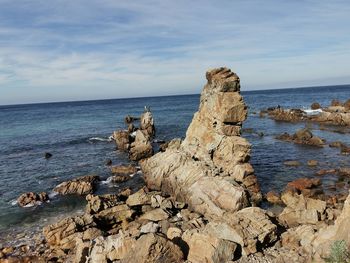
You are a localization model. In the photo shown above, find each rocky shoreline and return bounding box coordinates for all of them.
[1,68,350,262]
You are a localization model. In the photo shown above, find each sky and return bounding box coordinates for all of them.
[0,0,350,105]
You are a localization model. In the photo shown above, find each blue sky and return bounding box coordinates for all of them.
[0,0,350,105]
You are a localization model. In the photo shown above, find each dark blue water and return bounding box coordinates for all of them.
[1,85,350,241]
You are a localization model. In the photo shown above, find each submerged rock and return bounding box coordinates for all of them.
[276,128,325,147]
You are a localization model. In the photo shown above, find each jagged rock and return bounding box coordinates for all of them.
[84,232,136,262]
[113,130,130,151]
[265,191,282,205]
[94,204,135,227]
[329,141,344,148]
[183,230,237,263]
[139,208,169,222]
[141,68,260,220]
[85,194,121,214]
[121,233,184,263]
[140,222,160,234]
[54,175,100,195]
[276,128,325,147]
[312,190,350,260]
[17,192,49,207]
[279,192,326,227]
[44,152,53,159]
[129,130,153,161]
[281,225,316,251]
[126,188,151,207]
[140,110,155,138]
[167,227,182,240]
[287,178,321,191]
[125,115,139,124]
[43,214,96,249]
[111,165,137,175]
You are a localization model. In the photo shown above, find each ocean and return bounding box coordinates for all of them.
[1,85,350,244]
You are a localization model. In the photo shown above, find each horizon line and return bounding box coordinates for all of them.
[1,83,350,107]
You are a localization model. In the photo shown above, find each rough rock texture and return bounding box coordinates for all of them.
[276,128,325,147]
[17,192,49,207]
[129,130,153,161]
[141,67,261,221]
[140,111,155,137]
[54,175,100,195]
[113,130,130,151]
[110,165,137,175]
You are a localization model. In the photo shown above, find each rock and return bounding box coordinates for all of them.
[94,204,135,228]
[140,208,169,222]
[109,174,131,183]
[44,152,52,159]
[287,178,321,191]
[184,230,237,263]
[329,141,344,148]
[54,175,100,195]
[17,192,49,207]
[85,194,121,214]
[315,169,337,176]
[125,115,139,124]
[140,110,155,138]
[129,130,153,161]
[338,167,350,176]
[283,160,301,166]
[113,130,130,151]
[344,99,350,110]
[331,99,342,106]
[266,191,282,204]
[307,160,318,167]
[43,214,96,249]
[105,159,112,166]
[167,227,182,240]
[340,144,350,155]
[281,225,316,251]
[110,165,137,175]
[86,232,137,262]
[141,68,259,220]
[311,102,321,110]
[279,192,326,227]
[276,128,325,147]
[121,233,184,263]
[140,222,160,234]
[126,188,151,207]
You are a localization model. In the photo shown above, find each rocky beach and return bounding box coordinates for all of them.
[1,68,350,262]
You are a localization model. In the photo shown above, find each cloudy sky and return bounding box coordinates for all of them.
[0,0,350,105]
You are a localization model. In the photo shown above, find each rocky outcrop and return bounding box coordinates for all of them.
[141,68,262,219]
[276,128,325,147]
[17,192,49,207]
[113,109,155,161]
[54,175,100,195]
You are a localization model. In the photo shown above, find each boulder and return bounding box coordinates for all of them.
[141,68,260,220]
[17,192,49,207]
[129,130,153,161]
[113,130,130,151]
[94,204,135,227]
[283,160,301,167]
[287,178,321,191]
[85,194,121,214]
[266,191,282,205]
[139,208,169,222]
[126,188,151,207]
[311,102,321,110]
[121,233,184,263]
[276,128,325,147]
[307,160,319,167]
[54,175,100,195]
[140,110,155,138]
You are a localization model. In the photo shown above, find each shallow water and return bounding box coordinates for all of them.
[1,85,350,241]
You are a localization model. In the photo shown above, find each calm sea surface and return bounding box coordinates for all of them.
[1,85,350,242]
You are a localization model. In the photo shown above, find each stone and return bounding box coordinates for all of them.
[110,165,137,175]
[283,160,301,166]
[109,174,131,183]
[329,141,344,148]
[129,130,153,161]
[125,115,139,124]
[184,230,237,263]
[44,152,53,159]
[43,214,95,249]
[276,128,325,147]
[85,194,121,214]
[113,130,130,151]
[140,110,155,138]
[311,102,321,110]
[266,191,282,204]
[140,222,160,234]
[126,188,151,207]
[105,159,112,166]
[167,227,182,240]
[287,178,321,191]
[94,204,135,227]
[54,175,100,195]
[141,68,258,218]
[17,192,49,207]
[121,233,184,263]
[139,208,169,222]
[307,160,318,166]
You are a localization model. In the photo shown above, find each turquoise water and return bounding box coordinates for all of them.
[1,85,350,239]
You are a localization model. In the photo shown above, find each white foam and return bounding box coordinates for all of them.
[88,137,111,142]
[48,191,59,199]
[10,199,18,206]
[303,109,323,115]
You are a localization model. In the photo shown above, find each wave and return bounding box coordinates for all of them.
[88,137,113,143]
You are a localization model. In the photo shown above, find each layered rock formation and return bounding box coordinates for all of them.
[276,128,325,147]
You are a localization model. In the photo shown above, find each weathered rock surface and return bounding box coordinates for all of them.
[54,175,100,195]
[17,192,49,207]
[113,130,130,151]
[129,130,153,161]
[276,128,325,147]
[141,67,261,221]
[110,165,137,175]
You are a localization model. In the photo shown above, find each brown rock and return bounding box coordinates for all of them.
[276,128,325,147]
[331,99,342,106]
[266,191,282,204]
[129,130,153,161]
[113,130,130,151]
[307,160,319,167]
[315,169,337,176]
[311,102,321,110]
[111,165,137,175]
[139,208,169,222]
[140,110,156,138]
[126,188,151,207]
[284,160,301,166]
[329,141,344,148]
[85,194,121,214]
[121,233,184,263]
[287,178,321,191]
[54,175,100,195]
[17,192,49,207]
